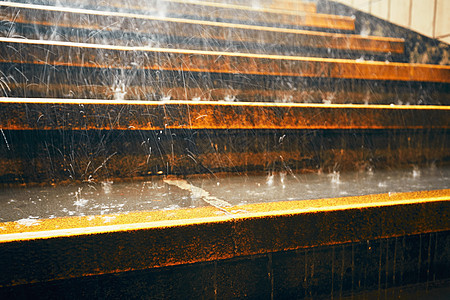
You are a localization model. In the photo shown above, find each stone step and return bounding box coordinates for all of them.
[4,0,354,31]
[0,191,448,297]
[0,2,404,60]
[0,99,448,183]
[0,38,448,104]
[3,99,448,131]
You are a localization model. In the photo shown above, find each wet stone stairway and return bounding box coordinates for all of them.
[0,0,449,298]
[0,0,449,104]
[0,0,449,183]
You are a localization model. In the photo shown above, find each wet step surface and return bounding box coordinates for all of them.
[1,38,448,103]
[1,100,448,184]
[0,2,403,60]
[0,1,448,297]
[0,165,448,223]
[6,0,354,31]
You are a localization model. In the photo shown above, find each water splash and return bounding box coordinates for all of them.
[280,171,286,189]
[112,82,127,100]
[102,215,116,223]
[329,171,340,185]
[224,95,236,102]
[73,187,88,207]
[73,198,89,207]
[322,92,336,104]
[412,166,421,178]
[15,217,40,227]
[160,94,171,101]
[102,181,113,194]
[378,181,387,188]
[266,172,274,186]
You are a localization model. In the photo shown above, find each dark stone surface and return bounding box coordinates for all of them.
[0,18,401,61]
[0,220,236,288]
[272,232,450,299]
[317,0,450,65]
[4,0,354,32]
[0,231,448,299]
[1,128,448,184]
[1,199,448,293]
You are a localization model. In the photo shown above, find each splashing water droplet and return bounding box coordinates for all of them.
[412,166,421,178]
[329,171,340,184]
[266,172,274,186]
[102,181,113,194]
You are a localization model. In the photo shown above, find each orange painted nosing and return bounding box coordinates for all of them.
[2,98,449,109]
[1,189,449,242]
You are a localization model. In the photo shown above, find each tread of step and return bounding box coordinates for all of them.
[0,2,403,59]
[5,0,354,31]
[0,37,446,83]
[0,38,448,104]
[1,99,448,182]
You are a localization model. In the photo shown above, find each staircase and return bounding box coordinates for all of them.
[0,0,449,184]
[1,0,448,103]
[0,1,449,298]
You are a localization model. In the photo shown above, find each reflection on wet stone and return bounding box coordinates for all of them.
[1,166,448,222]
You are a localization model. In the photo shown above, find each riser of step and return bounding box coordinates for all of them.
[5,0,354,31]
[2,78,448,105]
[1,38,448,104]
[1,130,448,182]
[0,3,403,60]
[2,100,448,131]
